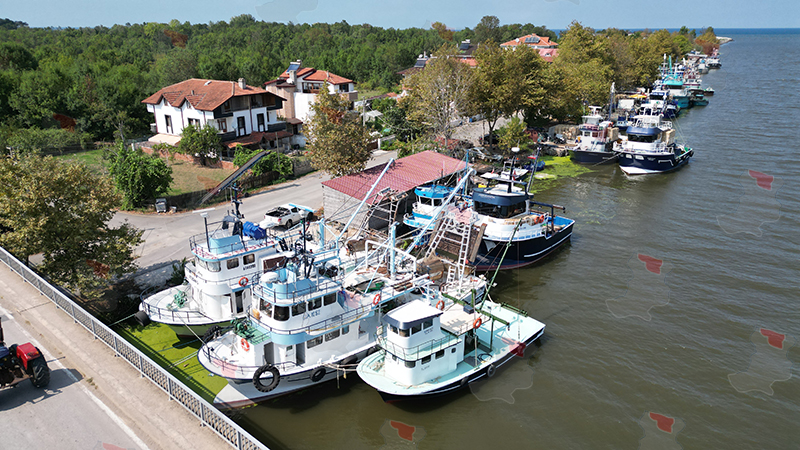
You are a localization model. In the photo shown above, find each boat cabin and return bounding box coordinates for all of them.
[472,187,528,219]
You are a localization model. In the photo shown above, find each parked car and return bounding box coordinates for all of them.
[261,204,312,229]
[471,147,503,162]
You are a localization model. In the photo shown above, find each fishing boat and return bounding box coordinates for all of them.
[569,106,618,165]
[688,88,709,106]
[614,115,693,175]
[136,195,296,338]
[357,221,546,402]
[403,184,454,233]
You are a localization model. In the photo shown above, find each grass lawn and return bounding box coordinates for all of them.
[56,150,236,196]
[118,322,228,403]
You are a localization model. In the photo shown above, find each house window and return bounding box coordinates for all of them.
[257,113,265,132]
[217,119,227,133]
[188,118,200,127]
[165,115,173,134]
[339,84,349,93]
[237,116,246,136]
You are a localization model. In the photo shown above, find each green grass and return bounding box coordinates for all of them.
[57,148,108,174]
[118,323,228,403]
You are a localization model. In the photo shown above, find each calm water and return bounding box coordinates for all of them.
[237,30,800,449]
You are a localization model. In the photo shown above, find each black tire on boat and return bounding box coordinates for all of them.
[341,355,357,367]
[133,310,151,327]
[310,367,326,383]
[202,325,222,343]
[29,355,50,388]
[460,377,469,388]
[253,365,280,392]
[486,364,496,378]
[366,346,379,356]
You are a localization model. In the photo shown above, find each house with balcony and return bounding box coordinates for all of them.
[263,61,358,147]
[142,78,292,151]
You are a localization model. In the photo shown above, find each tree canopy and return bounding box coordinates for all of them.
[0,155,142,298]
[106,142,173,209]
[305,83,372,177]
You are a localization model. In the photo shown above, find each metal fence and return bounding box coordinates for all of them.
[0,246,268,450]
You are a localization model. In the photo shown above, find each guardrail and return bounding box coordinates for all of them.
[0,246,268,450]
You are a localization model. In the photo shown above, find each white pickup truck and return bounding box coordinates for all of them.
[260,203,313,229]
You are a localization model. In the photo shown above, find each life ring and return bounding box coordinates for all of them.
[238,277,248,287]
[252,365,280,392]
[473,318,482,329]
[372,293,381,306]
[241,338,250,351]
[310,367,326,383]
[486,364,496,378]
[436,300,445,311]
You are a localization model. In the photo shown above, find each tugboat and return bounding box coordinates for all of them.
[614,115,694,175]
[357,223,546,402]
[136,187,296,338]
[569,106,618,165]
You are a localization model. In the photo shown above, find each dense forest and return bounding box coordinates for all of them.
[0,15,556,143]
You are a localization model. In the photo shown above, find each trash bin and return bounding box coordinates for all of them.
[155,198,167,213]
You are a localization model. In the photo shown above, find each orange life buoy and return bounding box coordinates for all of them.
[436,300,445,311]
[473,318,482,329]
[238,277,248,287]
[241,338,250,351]
[372,293,381,306]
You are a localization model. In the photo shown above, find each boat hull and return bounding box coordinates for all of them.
[570,149,618,165]
[376,329,545,402]
[473,220,573,271]
[617,148,693,175]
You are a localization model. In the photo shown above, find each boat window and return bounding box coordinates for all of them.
[411,324,421,335]
[195,258,205,270]
[398,328,409,337]
[227,258,239,270]
[274,305,289,321]
[325,329,340,341]
[207,261,221,272]
[451,348,456,353]
[307,335,323,348]
[292,302,306,316]
[422,320,432,330]
[628,134,657,143]
[342,325,349,334]
[390,325,398,334]
[421,355,431,365]
[260,300,272,318]
[308,297,322,310]
[404,360,415,368]
[243,254,255,265]
[435,349,445,359]
[323,294,336,306]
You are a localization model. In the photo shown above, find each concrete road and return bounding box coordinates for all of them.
[111,150,397,271]
[0,304,147,450]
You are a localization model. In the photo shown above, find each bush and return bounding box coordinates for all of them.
[7,127,92,156]
[232,146,293,179]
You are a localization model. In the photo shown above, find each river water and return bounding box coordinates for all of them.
[237,30,800,449]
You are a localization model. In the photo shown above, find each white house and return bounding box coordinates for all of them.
[142,78,291,149]
[263,61,357,147]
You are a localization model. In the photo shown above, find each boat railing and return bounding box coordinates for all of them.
[139,287,215,323]
[379,333,461,361]
[184,263,265,288]
[200,344,301,376]
[0,246,268,450]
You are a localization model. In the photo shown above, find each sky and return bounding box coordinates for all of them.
[2,0,799,30]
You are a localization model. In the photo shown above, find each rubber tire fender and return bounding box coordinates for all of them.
[253,365,280,392]
[202,325,222,343]
[486,364,496,378]
[310,367,326,383]
[133,310,151,327]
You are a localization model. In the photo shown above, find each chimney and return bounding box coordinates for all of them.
[191,89,195,95]
[238,78,246,89]
[288,70,297,85]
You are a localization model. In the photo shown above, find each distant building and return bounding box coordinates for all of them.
[141,78,292,150]
[500,34,559,62]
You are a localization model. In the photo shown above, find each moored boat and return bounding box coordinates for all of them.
[614,115,693,175]
[570,106,619,165]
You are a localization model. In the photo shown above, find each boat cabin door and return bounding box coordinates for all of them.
[231,290,244,314]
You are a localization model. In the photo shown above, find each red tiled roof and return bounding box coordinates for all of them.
[287,118,303,125]
[322,151,467,204]
[142,79,285,111]
[500,34,557,48]
[274,67,353,85]
[278,67,315,79]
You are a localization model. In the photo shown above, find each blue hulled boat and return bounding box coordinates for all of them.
[570,106,618,165]
[614,115,693,175]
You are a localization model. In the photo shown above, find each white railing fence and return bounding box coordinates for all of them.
[0,246,268,450]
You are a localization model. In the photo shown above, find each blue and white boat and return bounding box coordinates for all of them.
[570,106,618,165]
[357,295,545,402]
[403,185,454,232]
[614,115,693,175]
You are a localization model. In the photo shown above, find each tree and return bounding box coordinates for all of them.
[106,142,173,210]
[178,123,222,163]
[497,117,532,152]
[305,82,372,177]
[468,42,545,151]
[404,45,473,150]
[0,155,142,298]
[233,147,293,179]
[431,22,454,42]
[474,16,501,44]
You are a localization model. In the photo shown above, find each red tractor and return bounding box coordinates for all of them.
[0,318,50,389]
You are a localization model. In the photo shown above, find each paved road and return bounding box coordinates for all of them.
[111,150,397,271]
[0,302,147,450]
